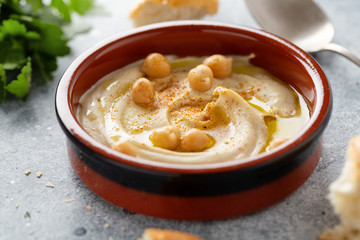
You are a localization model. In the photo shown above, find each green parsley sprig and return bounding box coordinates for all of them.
[0,0,94,101]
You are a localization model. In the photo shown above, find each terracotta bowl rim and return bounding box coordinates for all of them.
[55,20,332,174]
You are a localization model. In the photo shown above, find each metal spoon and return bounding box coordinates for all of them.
[245,0,360,67]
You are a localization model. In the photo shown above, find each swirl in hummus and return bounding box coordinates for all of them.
[77,53,309,164]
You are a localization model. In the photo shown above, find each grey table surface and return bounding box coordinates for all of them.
[1,0,360,239]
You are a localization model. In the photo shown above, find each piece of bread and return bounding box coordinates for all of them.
[139,228,204,240]
[130,0,218,27]
[320,135,360,240]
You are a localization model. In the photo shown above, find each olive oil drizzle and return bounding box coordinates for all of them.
[169,58,203,69]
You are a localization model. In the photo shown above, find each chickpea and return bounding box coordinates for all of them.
[111,141,137,157]
[180,129,210,152]
[150,125,181,150]
[141,53,171,78]
[203,54,232,78]
[188,64,214,92]
[131,78,155,105]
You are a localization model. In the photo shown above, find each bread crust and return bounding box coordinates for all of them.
[320,135,360,240]
[130,0,218,26]
[141,228,204,240]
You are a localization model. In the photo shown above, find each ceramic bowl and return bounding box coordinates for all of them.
[55,21,332,220]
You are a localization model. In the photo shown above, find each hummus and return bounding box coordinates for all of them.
[77,54,309,164]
